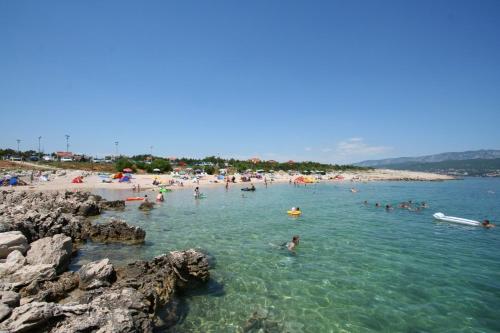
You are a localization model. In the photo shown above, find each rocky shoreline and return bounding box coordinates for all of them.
[0,190,210,332]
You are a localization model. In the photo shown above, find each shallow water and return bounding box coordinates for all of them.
[75,179,500,332]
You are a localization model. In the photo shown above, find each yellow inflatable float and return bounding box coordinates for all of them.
[287,210,302,216]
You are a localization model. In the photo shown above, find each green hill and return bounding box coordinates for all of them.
[379,158,500,177]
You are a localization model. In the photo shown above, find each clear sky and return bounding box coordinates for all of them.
[1,0,499,163]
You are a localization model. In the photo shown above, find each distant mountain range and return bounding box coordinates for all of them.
[355,150,500,177]
[356,150,500,167]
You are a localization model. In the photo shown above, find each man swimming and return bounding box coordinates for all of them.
[482,220,495,228]
[287,235,300,251]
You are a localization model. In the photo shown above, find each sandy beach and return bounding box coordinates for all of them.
[2,167,455,193]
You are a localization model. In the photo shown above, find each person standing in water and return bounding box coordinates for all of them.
[194,186,200,198]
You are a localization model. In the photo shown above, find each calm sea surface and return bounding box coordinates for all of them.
[75,178,500,332]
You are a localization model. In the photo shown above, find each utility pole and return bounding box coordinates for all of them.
[150,145,153,161]
[16,139,21,154]
[65,134,70,153]
[38,136,42,156]
[115,141,119,158]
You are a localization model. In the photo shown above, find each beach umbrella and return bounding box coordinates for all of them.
[123,168,133,173]
[153,168,161,173]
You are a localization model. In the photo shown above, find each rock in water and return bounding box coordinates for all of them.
[87,219,145,244]
[26,234,72,274]
[78,258,116,290]
[138,201,155,211]
[0,231,28,259]
[0,191,144,244]
[99,200,126,210]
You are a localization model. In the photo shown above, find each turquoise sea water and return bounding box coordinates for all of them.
[76,179,500,332]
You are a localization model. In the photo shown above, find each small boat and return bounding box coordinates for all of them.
[126,197,145,201]
[433,212,480,226]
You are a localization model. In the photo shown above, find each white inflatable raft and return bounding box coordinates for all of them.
[433,212,481,226]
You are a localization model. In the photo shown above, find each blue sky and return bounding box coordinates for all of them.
[1,0,499,163]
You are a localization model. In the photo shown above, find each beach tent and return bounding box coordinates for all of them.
[9,177,18,186]
[72,177,83,184]
[112,172,123,179]
[119,176,130,182]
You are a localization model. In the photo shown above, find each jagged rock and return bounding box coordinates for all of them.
[0,303,11,322]
[26,235,72,274]
[1,289,153,333]
[168,249,210,289]
[0,251,26,279]
[0,291,20,307]
[99,200,125,211]
[0,231,28,259]
[138,201,155,211]
[2,264,56,291]
[52,288,153,333]
[0,301,89,332]
[0,191,145,244]
[87,219,145,244]
[20,272,78,303]
[114,250,210,315]
[78,259,116,290]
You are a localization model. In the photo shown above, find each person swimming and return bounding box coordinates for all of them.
[156,192,164,202]
[286,235,300,252]
[482,220,495,228]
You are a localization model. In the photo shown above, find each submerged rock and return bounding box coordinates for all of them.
[0,231,28,259]
[138,201,155,211]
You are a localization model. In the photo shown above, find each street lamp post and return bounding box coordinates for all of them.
[65,135,70,153]
[115,141,119,158]
[16,139,21,154]
[38,136,42,156]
